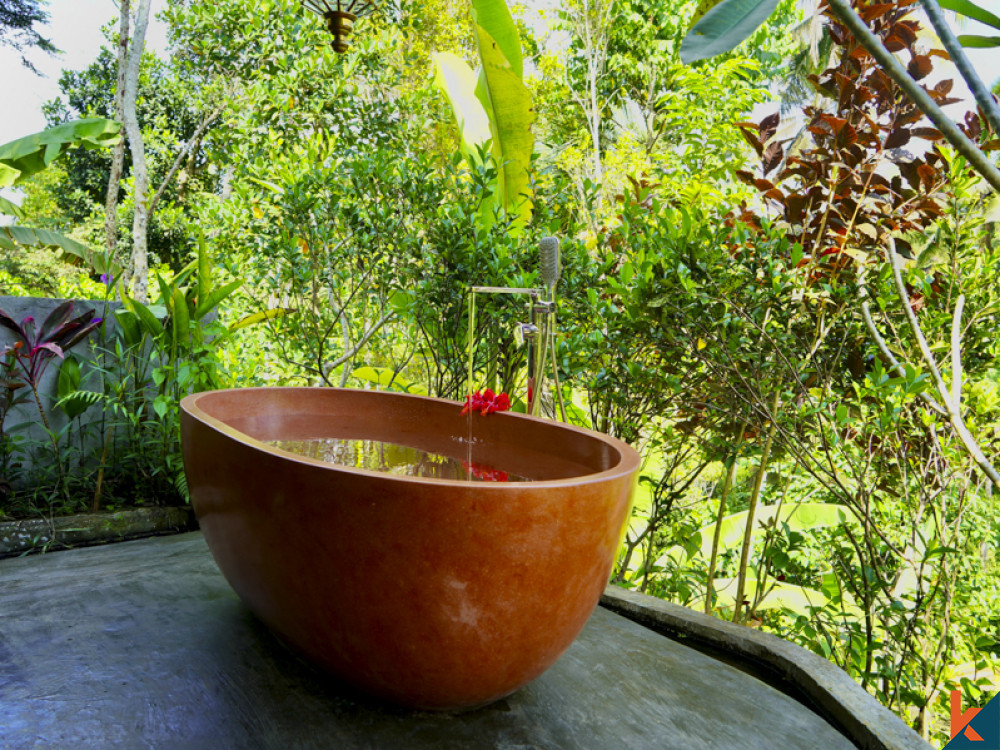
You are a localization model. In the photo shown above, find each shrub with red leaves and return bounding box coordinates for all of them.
[730,0,993,282]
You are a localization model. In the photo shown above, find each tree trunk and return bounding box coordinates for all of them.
[565,0,611,224]
[584,0,603,188]
[104,0,130,270]
[122,0,153,303]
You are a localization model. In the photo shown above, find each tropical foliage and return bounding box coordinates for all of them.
[3,0,1000,744]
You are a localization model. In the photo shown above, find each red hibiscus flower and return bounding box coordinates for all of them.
[460,389,511,416]
[463,460,510,482]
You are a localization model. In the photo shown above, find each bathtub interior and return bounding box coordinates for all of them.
[190,388,628,483]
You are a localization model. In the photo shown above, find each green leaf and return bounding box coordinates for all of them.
[352,365,399,389]
[171,257,198,286]
[228,307,294,332]
[835,403,849,425]
[55,389,102,420]
[1,223,119,276]
[57,355,82,399]
[689,0,726,28]
[666,502,854,562]
[680,0,781,64]
[155,273,174,310]
[113,309,143,349]
[1,225,92,261]
[172,285,191,351]
[471,0,523,78]
[0,118,121,188]
[791,243,803,267]
[0,195,24,219]
[939,0,1000,31]
[195,279,243,320]
[389,290,414,314]
[956,34,1000,47]
[472,25,535,230]
[432,52,493,162]
[430,0,534,233]
[122,292,165,340]
[153,394,172,420]
[246,176,284,194]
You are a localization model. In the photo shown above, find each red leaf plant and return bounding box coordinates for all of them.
[0,301,103,429]
[729,0,993,287]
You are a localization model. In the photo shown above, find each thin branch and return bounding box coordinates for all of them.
[826,0,1000,194]
[733,390,780,624]
[104,0,130,267]
[338,310,352,388]
[323,312,394,373]
[886,239,951,404]
[122,0,153,302]
[706,423,746,615]
[951,293,964,407]
[859,297,948,416]
[148,109,221,219]
[884,238,1000,490]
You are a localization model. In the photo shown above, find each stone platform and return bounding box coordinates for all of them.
[0,533,925,749]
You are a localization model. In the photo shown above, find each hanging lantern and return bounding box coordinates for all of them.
[302,0,380,54]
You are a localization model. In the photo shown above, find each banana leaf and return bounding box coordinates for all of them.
[432,52,492,162]
[472,21,534,230]
[939,0,1000,32]
[680,0,780,64]
[0,118,121,188]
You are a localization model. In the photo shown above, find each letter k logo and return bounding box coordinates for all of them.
[953,690,984,742]
[946,689,1000,749]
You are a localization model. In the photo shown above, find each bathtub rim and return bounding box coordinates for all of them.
[180,386,641,489]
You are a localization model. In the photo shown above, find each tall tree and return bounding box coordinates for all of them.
[0,0,56,70]
[560,0,615,194]
[121,0,153,302]
[37,38,218,273]
[105,0,130,267]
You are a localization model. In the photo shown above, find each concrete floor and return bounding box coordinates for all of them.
[0,533,856,749]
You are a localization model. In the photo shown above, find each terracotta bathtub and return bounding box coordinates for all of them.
[180,387,640,710]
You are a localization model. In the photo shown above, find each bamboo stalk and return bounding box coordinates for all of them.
[705,423,746,615]
[733,391,781,623]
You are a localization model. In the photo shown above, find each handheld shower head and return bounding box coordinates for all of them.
[539,236,560,290]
